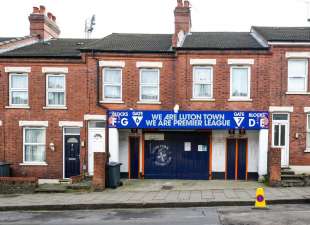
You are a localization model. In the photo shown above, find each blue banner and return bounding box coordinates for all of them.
[108,110,269,130]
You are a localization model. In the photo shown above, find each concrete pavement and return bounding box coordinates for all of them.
[0,180,309,211]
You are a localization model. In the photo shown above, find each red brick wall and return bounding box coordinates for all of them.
[268,46,310,166]
[0,60,88,178]
[268,148,281,186]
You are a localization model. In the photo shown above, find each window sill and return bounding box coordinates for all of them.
[305,149,310,153]
[190,98,215,102]
[228,98,253,102]
[5,105,30,109]
[286,92,310,95]
[19,162,48,166]
[43,106,67,110]
[137,101,161,105]
[100,100,125,104]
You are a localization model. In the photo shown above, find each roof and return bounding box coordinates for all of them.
[0,37,15,42]
[81,33,173,53]
[252,26,310,42]
[180,32,268,50]
[0,38,98,58]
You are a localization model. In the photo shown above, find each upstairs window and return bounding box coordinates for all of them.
[140,68,160,102]
[230,66,251,99]
[46,74,66,106]
[103,68,122,101]
[288,59,308,92]
[193,67,213,99]
[9,73,28,106]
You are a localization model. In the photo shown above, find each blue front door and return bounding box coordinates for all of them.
[144,132,210,180]
[65,135,80,178]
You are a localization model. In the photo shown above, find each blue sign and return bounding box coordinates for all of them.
[108,110,269,130]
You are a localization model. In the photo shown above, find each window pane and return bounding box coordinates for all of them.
[11,75,28,89]
[25,129,45,143]
[307,132,310,149]
[194,84,211,97]
[48,76,65,89]
[12,91,28,105]
[104,69,121,83]
[141,70,159,84]
[274,125,279,146]
[48,92,64,105]
[288,60,307,77]
[288,77,305,91]
[89,121,106,128]
[273,114,288,121]
[141,86,158,100]
[280,125,286,146]
[194,68,211,83]
[308,115,310,130]
[25,145,45,162]
[232,68,248,97]
[104,86,121,99]
[64,128,80,134]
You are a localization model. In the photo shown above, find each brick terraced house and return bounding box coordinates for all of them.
[0,1,310,181]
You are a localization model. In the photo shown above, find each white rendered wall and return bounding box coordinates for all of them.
[247,131,259,173]
[258,129,269,177]
[212,130,226,172]
[109,128,119,163]
[119,130,130,172]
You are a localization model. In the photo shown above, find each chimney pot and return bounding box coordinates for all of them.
[33,7,40,14]
[177,0,183,7]
[184,0,190,7]
[47,12,53,19]
[39,5,46,14]
[52,15,56,22]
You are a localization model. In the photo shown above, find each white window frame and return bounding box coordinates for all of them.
[287,59,308,93]
[23,127,46,164]
[306,114,310,151]
[46,74,66,107]
[139,68,160,102]
[192,66,213,99]
[102,67,123,102]
[229,65,251,100]
[9,73,29,106]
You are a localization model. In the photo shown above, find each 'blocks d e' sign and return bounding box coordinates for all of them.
[254,187,267,209]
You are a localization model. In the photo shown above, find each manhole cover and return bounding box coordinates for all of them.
[161,185,173,190]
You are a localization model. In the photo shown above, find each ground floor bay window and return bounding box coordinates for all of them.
[23,127,46,164]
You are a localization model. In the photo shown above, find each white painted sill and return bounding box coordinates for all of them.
[286,92,310,95]
[5,105,30,109]
[190,98,215,102]
[304,149,310,153]
[137,101,162,105]
[100,100,125,104]
[19,162,48,166]
[43,106,67,110]
[228,98,253,102]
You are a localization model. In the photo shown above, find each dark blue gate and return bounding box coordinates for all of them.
[129,137,140,179]
[144,132,210,180]
[226,138,247,180]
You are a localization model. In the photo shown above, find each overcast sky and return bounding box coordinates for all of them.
[1,0,310,39]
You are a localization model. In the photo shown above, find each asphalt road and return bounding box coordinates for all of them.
[0,204,310,225]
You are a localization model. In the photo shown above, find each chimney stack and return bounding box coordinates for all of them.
[29,5,60,40]
[173,0,191,47]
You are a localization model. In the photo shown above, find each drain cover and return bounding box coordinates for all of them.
[161,185,173,190]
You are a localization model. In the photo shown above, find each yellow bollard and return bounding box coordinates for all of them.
[254,187,268,209]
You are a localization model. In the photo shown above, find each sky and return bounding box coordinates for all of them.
[0,0,310,39]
